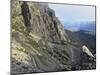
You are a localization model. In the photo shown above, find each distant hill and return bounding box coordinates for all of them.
[78,21,96,32]
[63,21,96,33]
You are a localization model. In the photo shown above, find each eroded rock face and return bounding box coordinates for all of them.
[11,0,71,74]
[19,1,69,44]
[11,0,96,74]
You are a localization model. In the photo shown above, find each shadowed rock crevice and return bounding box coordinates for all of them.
[21,2,32,32]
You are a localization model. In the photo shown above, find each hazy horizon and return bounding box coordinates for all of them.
[49,3,95,25]
[49,3,95,31]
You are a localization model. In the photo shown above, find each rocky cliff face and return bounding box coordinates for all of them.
[11,0,96,74]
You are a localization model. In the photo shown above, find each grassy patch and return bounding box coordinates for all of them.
[16,47,25,52]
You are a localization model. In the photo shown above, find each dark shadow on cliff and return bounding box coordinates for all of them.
[21,2,32,32]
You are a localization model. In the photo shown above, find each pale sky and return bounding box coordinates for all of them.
[49,3,95,23]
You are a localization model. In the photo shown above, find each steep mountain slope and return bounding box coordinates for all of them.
[11,0,96,74]
[11,0,72,74]
[65,30,96,54]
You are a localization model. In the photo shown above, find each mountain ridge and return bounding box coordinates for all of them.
[11,0,96,74]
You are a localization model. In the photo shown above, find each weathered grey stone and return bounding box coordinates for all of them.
[11,0,96,74]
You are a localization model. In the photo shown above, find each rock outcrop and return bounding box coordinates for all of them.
[82,45,94,58]
[11,0,71,74]
[11,0,96,74]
